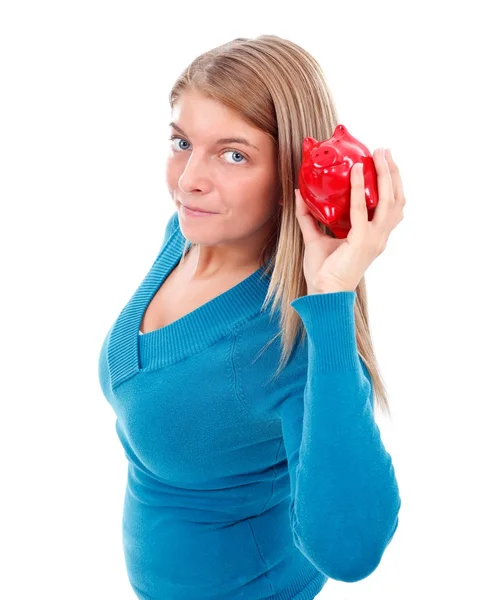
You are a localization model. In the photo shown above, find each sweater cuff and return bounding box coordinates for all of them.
[290,291,361,372]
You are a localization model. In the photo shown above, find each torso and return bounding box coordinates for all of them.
[139,253,260,334]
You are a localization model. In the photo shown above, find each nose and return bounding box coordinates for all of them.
[178,152,213,194]
[311,146,338,168]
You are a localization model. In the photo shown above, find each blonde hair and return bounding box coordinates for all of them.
[169,34,392,418]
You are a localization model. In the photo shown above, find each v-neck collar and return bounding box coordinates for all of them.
[106,221,274,391]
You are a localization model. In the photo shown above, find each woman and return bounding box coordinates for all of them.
[98,34,404,600]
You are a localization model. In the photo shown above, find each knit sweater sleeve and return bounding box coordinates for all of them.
[282,290,401,583]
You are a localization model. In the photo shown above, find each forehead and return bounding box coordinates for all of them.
[171,89,269,149]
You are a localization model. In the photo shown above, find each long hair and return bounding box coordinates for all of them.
[169,34,391,418]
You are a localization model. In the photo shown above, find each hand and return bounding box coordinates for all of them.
[294,147,406,294]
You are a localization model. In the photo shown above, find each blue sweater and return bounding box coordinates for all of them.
[98,211,401,600]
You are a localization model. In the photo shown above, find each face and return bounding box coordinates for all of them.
[166,88,281,265]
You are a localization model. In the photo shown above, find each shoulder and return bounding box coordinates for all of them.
[163,210,180,245]
[158,210,181,254]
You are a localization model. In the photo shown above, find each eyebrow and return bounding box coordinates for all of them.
[169,122,260,151]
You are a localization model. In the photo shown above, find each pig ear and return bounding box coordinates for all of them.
[302,136,317,156]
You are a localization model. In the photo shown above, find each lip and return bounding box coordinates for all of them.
[180,202,217,217]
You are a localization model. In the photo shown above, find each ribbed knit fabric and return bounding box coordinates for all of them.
[98,210,401,600]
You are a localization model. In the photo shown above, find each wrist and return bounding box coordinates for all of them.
[307,284,354,295]
[310,276,356,294]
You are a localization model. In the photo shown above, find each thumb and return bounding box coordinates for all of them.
[294,189,324,245]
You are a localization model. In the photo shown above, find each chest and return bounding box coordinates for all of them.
[140,261,257,333]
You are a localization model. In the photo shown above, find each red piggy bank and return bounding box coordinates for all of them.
[298,124,379,239]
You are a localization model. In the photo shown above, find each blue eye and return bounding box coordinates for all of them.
[226,150,246,164]
[169,136,190,151]
[168,136,247,165]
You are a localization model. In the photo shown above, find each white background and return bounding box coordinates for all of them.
[1,1,492,598]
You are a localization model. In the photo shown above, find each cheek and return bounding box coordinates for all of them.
[227,174,278,217]
[165,156,180,187]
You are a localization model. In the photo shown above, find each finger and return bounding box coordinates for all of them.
[349,162,368,237]
[385,149,406,206]
[372,147,395,228]
[294,188,324,245]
